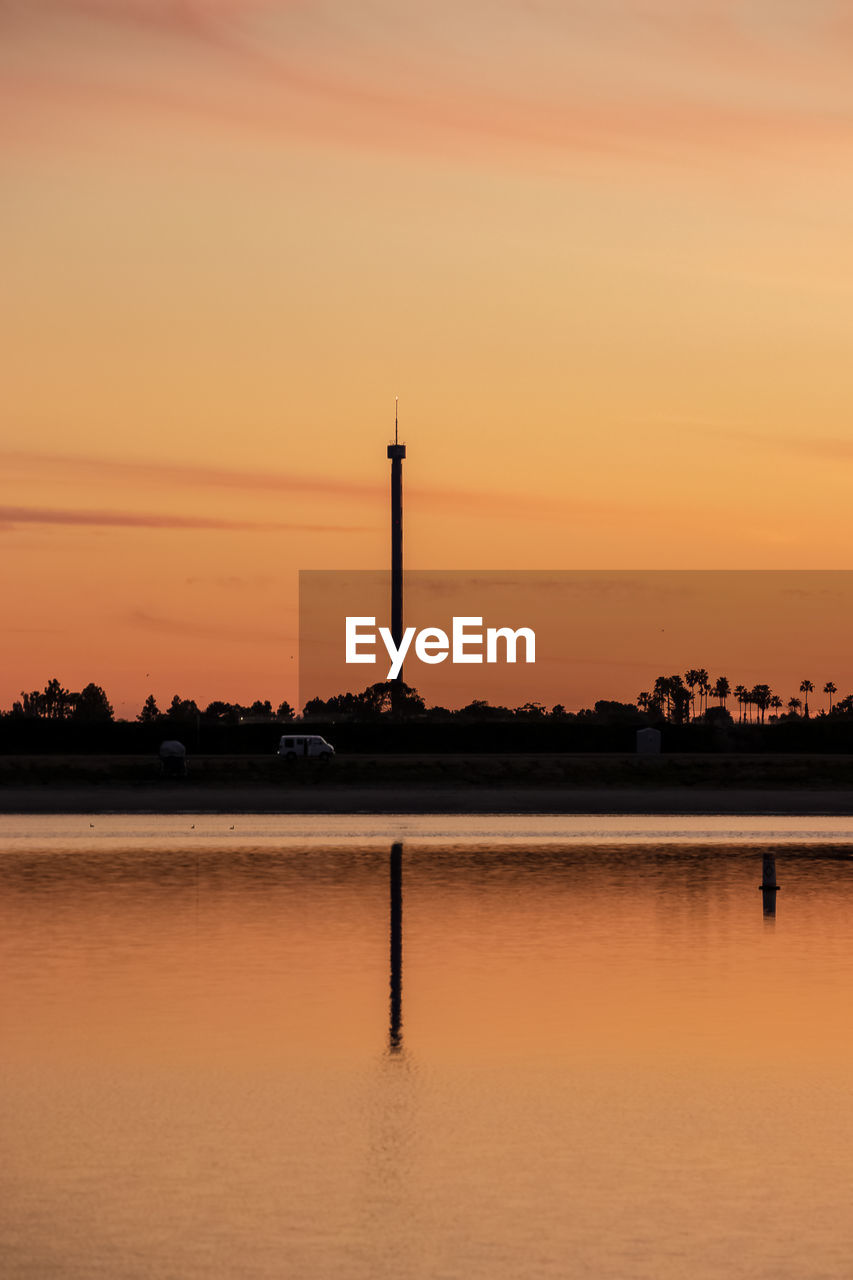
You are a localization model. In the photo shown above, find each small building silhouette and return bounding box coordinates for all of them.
[636,727,662,755]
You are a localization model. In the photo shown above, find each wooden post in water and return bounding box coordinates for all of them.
[760,851,779,918]
[389,841,403,1052]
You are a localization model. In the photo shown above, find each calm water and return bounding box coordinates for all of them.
[3,814,853,1279]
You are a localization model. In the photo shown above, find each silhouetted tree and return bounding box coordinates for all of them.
[393,684,426,715]
[593,700,643,724]
[18,689,44,718]
[72,683,114,722]
[705,705,734,727]
[651,675,687,724]
[649,674,690,723]
[43,677,72,719]
[713,676,730,709]
[768,695,783,719]
[787,696,802,716]
[203,700,231,721]
[824,681,837,713]
[359,683,393,716]
[360,682,424,716]
[247,700,273,719]
[167,695,200,721]
[697,670,711,718]
[684,669,701,721]
[303,691,360,717]
[653,675,671,719]
[751,684,772,724]
[276,700,295,720]
[302,682,424,719]
[423,705,453,720]
[138,694,162,723]
[800,679,814,717]
[458,699,509,720]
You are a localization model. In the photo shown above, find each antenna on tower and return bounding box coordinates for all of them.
[395,396,398,445]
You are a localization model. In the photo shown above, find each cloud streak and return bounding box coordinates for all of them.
[691,424,853,461]
[6,1,853,166]
[127,607,295,645]
[0,504,370,533]
[1,450,381,502]
[0,448,697,526]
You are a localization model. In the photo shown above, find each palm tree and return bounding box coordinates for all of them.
[824,681,837,714]
[733,684,747,723]
[799,679,814,717]
[652,676,670,718]
[698,671,711,718]
[637,691,651,713]
[713,676,730,709]
[668,674,690,724]
[752,684,772,724]
[769,695,783,719]
[787,696,802,716]
[684,669,701,722]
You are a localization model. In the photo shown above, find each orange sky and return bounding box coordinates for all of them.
[3,2,853,715]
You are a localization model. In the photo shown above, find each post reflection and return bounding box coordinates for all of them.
[760,851,779,919]
[389,841,403,1053]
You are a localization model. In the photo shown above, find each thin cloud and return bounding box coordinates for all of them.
[1,450,381,502]
[0,448,694,524]
[689,424,853,461]
[6,1,853,165]
[128,608,295,645]
[0,504,370,533]
[184,573,278,589]
[770,434,853,461]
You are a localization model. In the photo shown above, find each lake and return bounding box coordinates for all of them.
[3,814,853,1279]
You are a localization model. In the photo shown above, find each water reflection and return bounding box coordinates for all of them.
[760,851,780,919]
[6,826,853,1280]
[389,842,403,1054]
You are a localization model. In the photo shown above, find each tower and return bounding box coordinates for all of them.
[387,398,406,683]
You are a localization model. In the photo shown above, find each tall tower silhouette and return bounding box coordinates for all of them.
[387,398,406,686]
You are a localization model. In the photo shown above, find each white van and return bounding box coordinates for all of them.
[277,734,335,761]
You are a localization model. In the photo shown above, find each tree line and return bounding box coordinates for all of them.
[7,681,294,725]
[636,670,844,725]
[4,672,851,726]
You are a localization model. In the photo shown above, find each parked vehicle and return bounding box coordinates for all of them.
[159,739,187,778]
[277,734,335,761]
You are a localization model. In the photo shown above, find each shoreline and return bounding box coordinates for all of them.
[4,785,853,816]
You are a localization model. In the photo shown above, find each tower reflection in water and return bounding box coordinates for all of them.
[389,841,403,1053]
[760,851,779,919]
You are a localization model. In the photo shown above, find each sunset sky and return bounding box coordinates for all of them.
[4,1,853,715]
